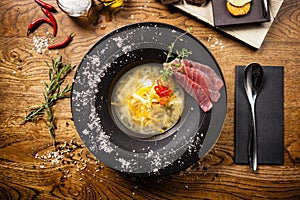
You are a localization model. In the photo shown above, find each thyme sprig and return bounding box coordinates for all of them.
[22,56,75,147]
[161,27,193,80]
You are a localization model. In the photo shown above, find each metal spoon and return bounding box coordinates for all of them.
[243,63,264,172]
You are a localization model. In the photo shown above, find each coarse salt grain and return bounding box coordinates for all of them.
[152,168,159,173]
[129,14,135,20]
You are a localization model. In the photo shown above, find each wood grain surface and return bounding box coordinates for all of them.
[0,0,299,199]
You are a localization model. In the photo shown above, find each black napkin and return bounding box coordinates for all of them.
[235,66,284,164]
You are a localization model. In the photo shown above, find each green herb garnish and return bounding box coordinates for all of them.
[22,56,75,147]
[161,27,193,80]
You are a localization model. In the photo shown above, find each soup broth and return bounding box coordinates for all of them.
[111,64,185,138]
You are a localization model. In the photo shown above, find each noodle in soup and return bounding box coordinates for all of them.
[111,64,185,137]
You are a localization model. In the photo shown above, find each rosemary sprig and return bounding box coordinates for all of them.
[22,56,75,147]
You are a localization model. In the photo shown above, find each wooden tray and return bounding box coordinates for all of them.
[174,0,284,49]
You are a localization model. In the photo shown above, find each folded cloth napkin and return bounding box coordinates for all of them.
[235,66,284,164]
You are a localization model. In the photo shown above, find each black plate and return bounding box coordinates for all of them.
[71,22,227,177]
[212,0,270,27]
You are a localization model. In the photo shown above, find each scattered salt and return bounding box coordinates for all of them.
[206,34,225,50]
[117,158,131,171]
[112,36,125,48]
[33,36,48,54]
[121,45,132,54]
[35,151,64,165]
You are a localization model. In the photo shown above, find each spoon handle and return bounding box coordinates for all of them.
[249,103,258,171]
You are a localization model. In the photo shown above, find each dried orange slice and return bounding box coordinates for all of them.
[226,1,251,17]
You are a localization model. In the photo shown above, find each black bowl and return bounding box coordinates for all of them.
[71,22,227,177]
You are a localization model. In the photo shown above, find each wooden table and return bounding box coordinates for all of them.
[1,0,299,199]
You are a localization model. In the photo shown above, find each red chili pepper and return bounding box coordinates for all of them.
[48,33,74,50]
[35,0,57,12]
[41,7,57,36]
[27,17,52,36]
[154,86,170,97]
[154,80,172,98]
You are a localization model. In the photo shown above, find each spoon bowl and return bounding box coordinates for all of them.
[243,63,264,171]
